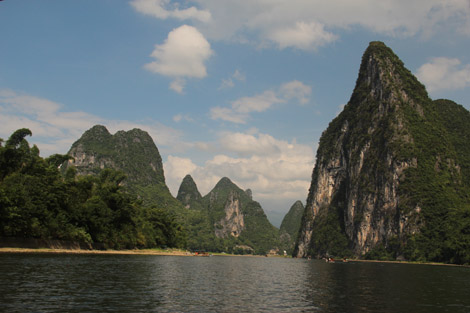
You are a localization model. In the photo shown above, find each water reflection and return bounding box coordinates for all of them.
[302,260,470,312]
[1,254,469,312]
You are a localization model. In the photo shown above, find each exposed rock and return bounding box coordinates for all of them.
[214,190,245,238]
[295,42,470,261]
[176,176,279,254]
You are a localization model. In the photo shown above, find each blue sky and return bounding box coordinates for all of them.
[1,0,469,226]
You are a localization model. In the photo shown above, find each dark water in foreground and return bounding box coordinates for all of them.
[1,254,469,312]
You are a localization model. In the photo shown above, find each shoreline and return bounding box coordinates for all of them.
[0,247,192,256]
[1,248,468,267]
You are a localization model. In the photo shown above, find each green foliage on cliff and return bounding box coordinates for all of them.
[279,200,304,255]
[178,176,280,254]
[0,129,186,249]
[300,41,470,264]
[64,125,185,216]
[176,174,203,211]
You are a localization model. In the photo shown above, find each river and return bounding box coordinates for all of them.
[1,253,469,312]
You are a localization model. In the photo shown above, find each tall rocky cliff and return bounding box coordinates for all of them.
[295,42,470,263]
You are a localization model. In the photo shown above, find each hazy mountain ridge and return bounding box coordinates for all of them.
[295,42,470,264]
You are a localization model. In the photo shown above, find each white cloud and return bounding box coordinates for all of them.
[144,25,213,93]
[164,130,315,204]
[267,21,338,50]
[279,80,312,105]
[210,81,311,123]
[219,69,246,89]
[209,106,246,124]
[130,0,211,22]
[0,90,184,156]
[164,155,199,193]
[133,1,469,51]
[169,78,185,94]
[188,0,470,50]
[173,113,194,123]
[416,57,470,93]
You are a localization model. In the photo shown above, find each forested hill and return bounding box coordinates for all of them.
[0,129,186,249]
[178,176,280,254]
[63,125,184,214]
[295,41,470,265]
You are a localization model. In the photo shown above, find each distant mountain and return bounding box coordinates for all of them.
[279,200,304,255]
[178,176,280,254]
[295,41,470,264]
[64,125,184,213]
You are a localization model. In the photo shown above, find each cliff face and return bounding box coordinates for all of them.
[213,190,245,238]
[295,42,470,261]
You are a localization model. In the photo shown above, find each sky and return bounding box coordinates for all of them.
[1,0,469,227]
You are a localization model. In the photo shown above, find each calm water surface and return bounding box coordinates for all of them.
[1,253,469,312]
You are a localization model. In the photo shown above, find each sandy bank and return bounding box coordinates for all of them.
[0,247,192,256]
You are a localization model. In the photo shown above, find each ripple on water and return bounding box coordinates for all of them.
[1,254,469,312]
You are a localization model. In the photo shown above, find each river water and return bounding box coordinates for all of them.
[0,253,469,312]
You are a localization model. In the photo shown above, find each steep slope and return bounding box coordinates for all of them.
[176,174,203,210]
[177,176,280,254]
[295,42,470,263]
[279,200,304,255]
[65,125,184,213]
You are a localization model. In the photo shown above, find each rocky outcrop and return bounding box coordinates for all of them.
[295,42,469,260]
[214,190,245,238]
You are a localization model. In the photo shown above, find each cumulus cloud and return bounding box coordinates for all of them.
[133,1,470,51]
[188,0,470,50]
[0,90,184,156]
[210,81,311,123]
[416,57,470,93]
[163,129,315,205]
[267,21,338,50]
[130,0,211,22]
[144,25,213,93]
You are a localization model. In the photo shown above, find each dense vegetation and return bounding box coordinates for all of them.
[0,129,186,249]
